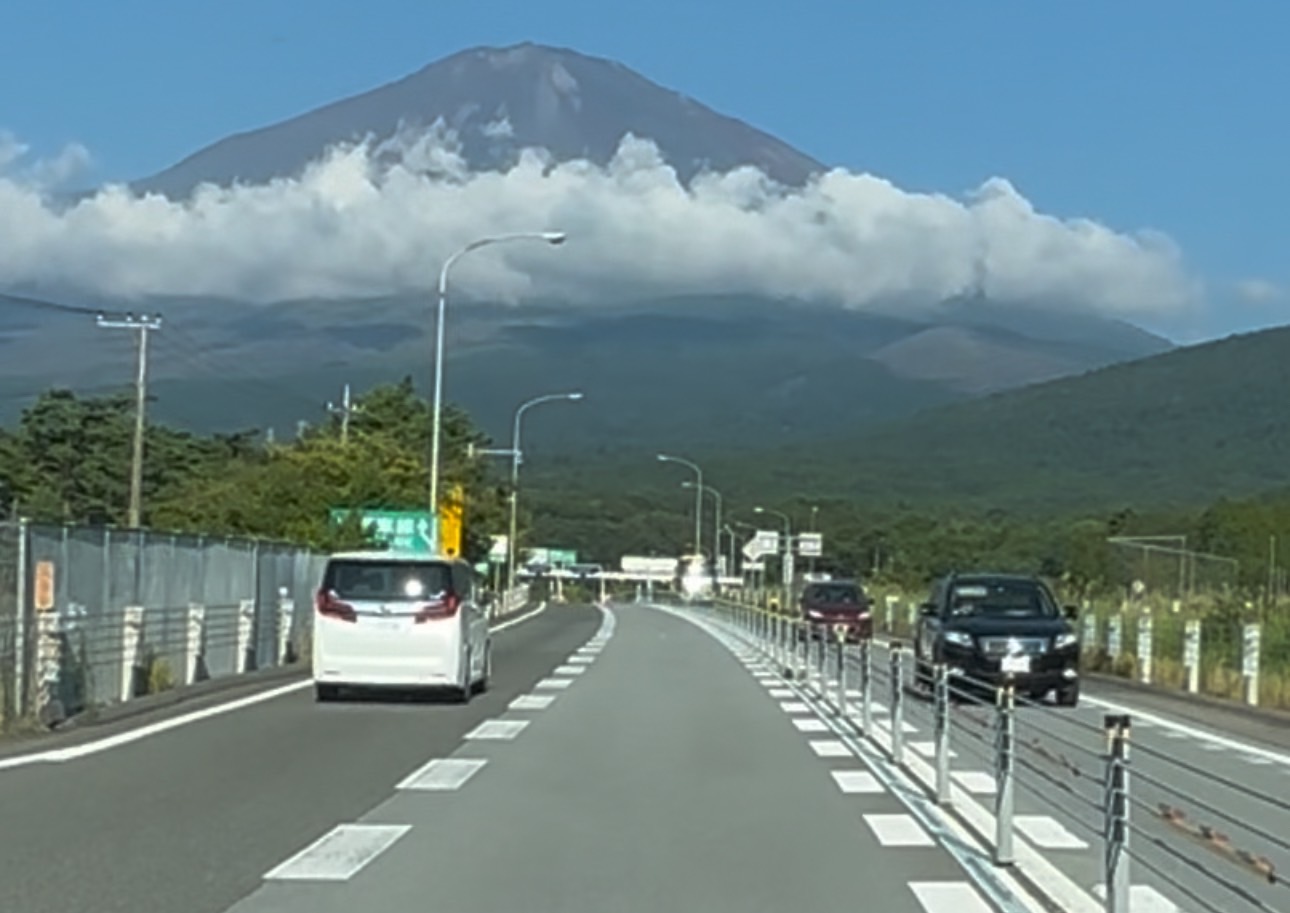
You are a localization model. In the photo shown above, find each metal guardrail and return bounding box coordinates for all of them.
[705,599,1290,913]
[0,521,326,729]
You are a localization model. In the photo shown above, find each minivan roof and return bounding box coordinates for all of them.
[326,550,464,564]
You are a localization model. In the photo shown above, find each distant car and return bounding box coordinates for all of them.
[312,551,491,703]
[571,563,604,579]
[798,580,873,643]
[913,573,1080,706]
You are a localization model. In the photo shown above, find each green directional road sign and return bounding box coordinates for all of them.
[330,509,436,553]
[547,549,578,568]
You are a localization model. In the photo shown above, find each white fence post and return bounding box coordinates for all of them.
[277,587,293,664]
[185,603,205,684]
[1242,623,1261,706]
[1107,613,1123,660]
[1136,614,1153,684]
[1183,619,1201,693]
[120,605,144,702]
[236,599,255,673]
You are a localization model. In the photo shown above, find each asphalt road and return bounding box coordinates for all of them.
[0,602,601,913]
[212,602,1034,913]
[783,633,1290,913]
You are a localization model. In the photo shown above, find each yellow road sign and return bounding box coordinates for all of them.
[439,484,465,558]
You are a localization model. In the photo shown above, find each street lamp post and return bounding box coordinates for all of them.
[657,453,703,558]
[507,391,584,595]
[755,506,794,606]
[682,480,722,575]
[429,231,567,551]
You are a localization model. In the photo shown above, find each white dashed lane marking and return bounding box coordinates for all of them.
[465,720,529,741]
[909,881,995,913]
[792,718,829,733]
[1092,883,1179,912]
[1013,815,1089,850]
[509,694,556,711]
[554,665,586,676]
[535,677,573,689]
[951,771,997,795]
[831,770,884,794]
[264,824,411,882]
[863,814,934,847]
[780,701,811,714]
[908,741,957,760]
[396,758,488,791]
[810,739,853,758]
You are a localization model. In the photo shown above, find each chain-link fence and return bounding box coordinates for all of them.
[0,521,326,730]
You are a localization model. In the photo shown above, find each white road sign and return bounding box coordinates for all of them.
[742,529,780,562]
[797,532,823,557]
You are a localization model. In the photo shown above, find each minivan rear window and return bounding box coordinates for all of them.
[807,584,864,604]
[324,560,453,601]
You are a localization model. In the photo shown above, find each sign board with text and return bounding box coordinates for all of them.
[330,509,434,553]
[796,533,823,557]
[742,530,780,562]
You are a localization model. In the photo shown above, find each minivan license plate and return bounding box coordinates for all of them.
[1001,655,1031,674]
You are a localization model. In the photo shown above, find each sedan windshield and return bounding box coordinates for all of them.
[807,584,863,605]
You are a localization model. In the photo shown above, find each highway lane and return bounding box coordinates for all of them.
[0,602,600,913]
[819,638,1290,913]
[218,602,1035,913]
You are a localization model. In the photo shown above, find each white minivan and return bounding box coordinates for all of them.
[312,551,492,702]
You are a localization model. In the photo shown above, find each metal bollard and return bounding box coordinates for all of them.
[994,678,1016,866]
[933,663,950,806]
[859,638,873,735]
[1103,714,1132,913]
[816,630,827,696]
[890,646,905,764]
[835,636,846,717]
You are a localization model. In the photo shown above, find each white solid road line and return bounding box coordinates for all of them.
[464,720,529,741]
[0,679,313,772]
[489,601,549,632]
[263,824,411,881]
[0,599,560,773]
[1082,693,1290,765]
[396,758,488,791]
[864,813,935,847]
[910,881,996,913]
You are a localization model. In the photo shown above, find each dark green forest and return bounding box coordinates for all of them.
[2,375,1289,604]
[0,379,510,562]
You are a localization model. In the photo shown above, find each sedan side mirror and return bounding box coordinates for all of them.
[1063,604,1079,621]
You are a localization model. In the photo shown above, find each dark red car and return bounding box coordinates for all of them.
[798,580,873,643]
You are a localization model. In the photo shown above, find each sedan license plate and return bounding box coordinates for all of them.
[363,617,402,632]
[1001,655,1031,674]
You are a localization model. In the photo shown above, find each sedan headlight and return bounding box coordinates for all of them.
[943,631,973,648]
[1053,632,1078,650]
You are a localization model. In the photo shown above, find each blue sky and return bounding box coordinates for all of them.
[1,0,1286,340]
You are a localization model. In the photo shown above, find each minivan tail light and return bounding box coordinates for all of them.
[414,592,461,623]
[316,589,356,622]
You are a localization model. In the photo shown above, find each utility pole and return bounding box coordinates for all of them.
[96,313,162,529]
[327,383,362,444]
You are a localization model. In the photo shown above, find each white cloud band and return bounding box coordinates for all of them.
[0,127,1199,318]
